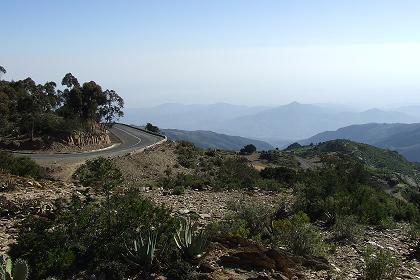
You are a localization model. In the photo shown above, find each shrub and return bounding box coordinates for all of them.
[73,157,123,193]
[165,260,200,280]
[207,219,250,239]
[145,123,159,133]
[124,231,157,269]
[226,198,274,238]
[295,161,419,226]
[0,255,30,280]
[363,246,400,280]
[272,211,326,256]
[0,151,42,178]
[239,144,256,155]
[332,215,363,243]
[216,158,259,190]
[413,241,420,260]
[174,217,207,261]
[254,178,284,192]
[9,191,178,279]
[260,166,298,185]
[175,141,200,168]
[158,174,209,192]
[172,185,185,195]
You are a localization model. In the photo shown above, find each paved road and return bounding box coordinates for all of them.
[13,124,165,162]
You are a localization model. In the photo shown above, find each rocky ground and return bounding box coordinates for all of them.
[0,172,78,254]
[1,141,419,279]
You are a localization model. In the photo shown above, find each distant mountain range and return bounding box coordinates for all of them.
[301,123,420,162]
[123,102,418,144]
[162,129,273,151]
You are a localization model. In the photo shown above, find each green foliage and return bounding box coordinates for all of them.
[175,141,200,168]
[239,144,256,155]
[174,217,207,261]
[217,158,259,189]
[363,246,400,280]
[207,219,251,239]
[0,72,123,139]
[73,157,123,192]
[9,191,177,279]
[165,260,200,280]
[0,152,41,178]
[294,139,420,180]
[172,185,186,195]
[124,231,157,268]
[271,211,326,256]
[254,178,285,191]
[145,123,160,133]
[259,150,301,168]
[295,160,420,226]
[260,166,298,185]
[0,256,29,280]
[332,215,364,243]
[226,198,274,237]
[208,198,274,241]
[285,142,302,150]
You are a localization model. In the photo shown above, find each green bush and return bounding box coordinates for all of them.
[227,198,274,238]
[9,191,178,280]
[145,123,159,133]
[239,144,256,155]
[175,141,200,168]
[207,219,251,239]
[260,166,298,185]
[332,215,364,243]
[295,161,419,226]
[0,151,42,178]
[158,173,209,192]
[172,185,185,195]
[363,246,400,280]
[272,211,326,256]
[165,260,200,280]
[254,178,284,191]
[216,158,259,190]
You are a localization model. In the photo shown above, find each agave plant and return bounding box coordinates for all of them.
[0,256,29,280]
[124,231,158,268]
[174,217,207,261]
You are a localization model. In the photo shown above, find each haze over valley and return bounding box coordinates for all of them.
[123,101,420,147]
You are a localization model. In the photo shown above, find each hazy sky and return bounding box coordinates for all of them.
[2,0,420,108]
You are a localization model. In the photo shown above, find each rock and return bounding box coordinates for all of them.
[200,213,211,219]
[154,276,167,280]
[199,262,216,273]
[179,209,190,214]
[246,276,270,280]
[219,251,277,271]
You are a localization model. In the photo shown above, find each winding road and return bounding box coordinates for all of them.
[13,124,165,162]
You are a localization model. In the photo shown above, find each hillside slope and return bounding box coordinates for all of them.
[122,102,416,142]
[301,123,420,162]
[162,129,273,150]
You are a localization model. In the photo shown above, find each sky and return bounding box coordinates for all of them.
[2,0,420,108]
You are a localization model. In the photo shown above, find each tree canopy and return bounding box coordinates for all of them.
[0,69,124,138]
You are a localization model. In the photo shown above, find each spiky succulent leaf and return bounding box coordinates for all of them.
[12,259,29,280]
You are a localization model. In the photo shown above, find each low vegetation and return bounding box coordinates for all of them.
[0,151,42,178]
[4,139,420,279]
[363,246,400,280]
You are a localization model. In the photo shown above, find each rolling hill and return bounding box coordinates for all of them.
[162,129,273,150]
[301,123,420,162]
[123,102,416,143]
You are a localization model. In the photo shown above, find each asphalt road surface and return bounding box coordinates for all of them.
[13,123,164,162]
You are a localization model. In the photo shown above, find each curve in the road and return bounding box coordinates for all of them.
[13,123,166,162]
